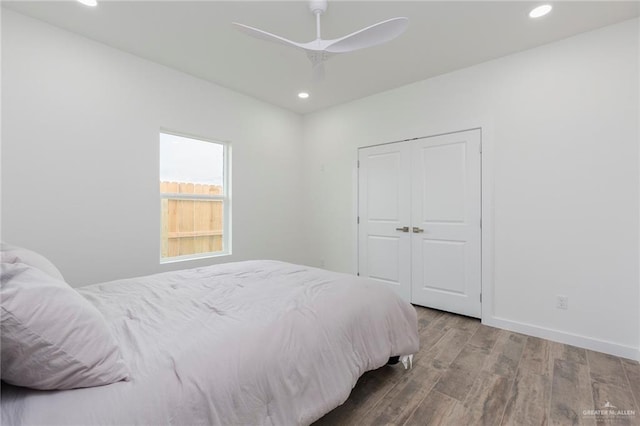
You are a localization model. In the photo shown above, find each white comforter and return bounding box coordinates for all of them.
[1,260,419,426]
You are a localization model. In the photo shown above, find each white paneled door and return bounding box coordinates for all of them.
[358,142,412,301]
[358,129,482,318]
[410,130,481,317]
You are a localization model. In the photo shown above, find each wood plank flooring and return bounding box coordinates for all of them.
[313,306,640,426]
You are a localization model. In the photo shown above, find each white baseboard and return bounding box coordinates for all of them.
[483,316,640,362]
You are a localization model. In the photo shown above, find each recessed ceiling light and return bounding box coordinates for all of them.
[77,0,98,6]
[529,4,552,18]
[298,92,310,99]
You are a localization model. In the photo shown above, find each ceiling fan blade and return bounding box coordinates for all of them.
[325,17,409,54]
[232,22,304,50]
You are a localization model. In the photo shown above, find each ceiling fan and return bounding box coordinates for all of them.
[233,0,409,80]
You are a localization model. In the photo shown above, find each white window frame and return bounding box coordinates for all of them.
[159,130,232,264]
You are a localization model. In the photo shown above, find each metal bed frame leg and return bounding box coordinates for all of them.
[387,354,414,369]
[400,354,413,369]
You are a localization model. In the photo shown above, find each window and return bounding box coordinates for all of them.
[160,131,230,262]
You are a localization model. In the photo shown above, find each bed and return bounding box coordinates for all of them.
[1,255,419,426]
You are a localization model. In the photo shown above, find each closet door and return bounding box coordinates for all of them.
[410,129,482,318]
[358,142,412,301]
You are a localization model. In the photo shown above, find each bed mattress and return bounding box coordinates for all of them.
[1,260,419,425]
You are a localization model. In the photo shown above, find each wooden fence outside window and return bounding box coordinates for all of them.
[160,181,224,258]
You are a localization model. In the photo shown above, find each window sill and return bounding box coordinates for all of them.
[160,250,231,265]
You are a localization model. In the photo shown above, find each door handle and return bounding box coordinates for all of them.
[412,227,424,233]
[395,226,409,232]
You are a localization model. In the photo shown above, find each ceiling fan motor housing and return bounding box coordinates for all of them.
[309,0,328,15]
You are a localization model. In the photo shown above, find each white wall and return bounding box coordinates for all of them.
[1,10,306,286]
[302,19,639,359]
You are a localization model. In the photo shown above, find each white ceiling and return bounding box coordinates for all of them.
[4,1,639,114]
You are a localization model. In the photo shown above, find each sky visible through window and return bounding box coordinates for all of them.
[160,132,223,186]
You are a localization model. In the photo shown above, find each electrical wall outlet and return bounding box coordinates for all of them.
[556,295,569,310]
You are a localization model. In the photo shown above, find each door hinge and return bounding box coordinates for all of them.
[357,160,360,168]
[479,143,482,154]
[357,216,360,224]
[357,272,360,276]
[480,218,482,228]
[480,293,482,302]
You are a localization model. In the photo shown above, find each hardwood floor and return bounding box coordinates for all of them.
[314,306,640,426]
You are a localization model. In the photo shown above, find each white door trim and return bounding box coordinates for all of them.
[354,118,495,323]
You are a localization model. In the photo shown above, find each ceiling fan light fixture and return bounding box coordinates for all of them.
[529,4,552,18]
[298,92,310,99]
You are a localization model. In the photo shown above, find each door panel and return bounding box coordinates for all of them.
[358,142,412,301]
[420,142,466,223]
[421,239,467,294]
[366,236,400,283]
[411,129,482,318]
[367,153,401,221]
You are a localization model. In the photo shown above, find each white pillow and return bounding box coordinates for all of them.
[0,242,65,282]
[0,262,130,390]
